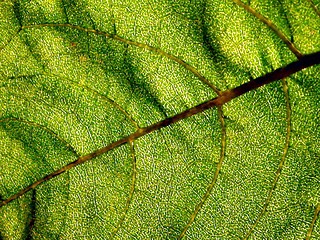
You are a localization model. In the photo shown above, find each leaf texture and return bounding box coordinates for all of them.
[0,0,319,239]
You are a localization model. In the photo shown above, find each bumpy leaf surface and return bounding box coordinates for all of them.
[0,0,319,239]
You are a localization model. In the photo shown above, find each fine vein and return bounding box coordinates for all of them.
[0,51,319,208]
[48,72,140,129]
[243,78,292,239]
[0,117,79,157]
[110,141,137,239]
[178,106,226,239]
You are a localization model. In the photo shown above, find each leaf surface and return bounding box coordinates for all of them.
[0,0,320,239]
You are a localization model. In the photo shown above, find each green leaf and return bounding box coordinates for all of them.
[1,0,320,239]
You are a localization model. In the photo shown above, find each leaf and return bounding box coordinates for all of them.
[0,0,320,239]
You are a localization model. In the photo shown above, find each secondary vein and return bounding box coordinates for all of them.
[22,23,220,94]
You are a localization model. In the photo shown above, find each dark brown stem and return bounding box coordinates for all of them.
[1,51,319,208]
